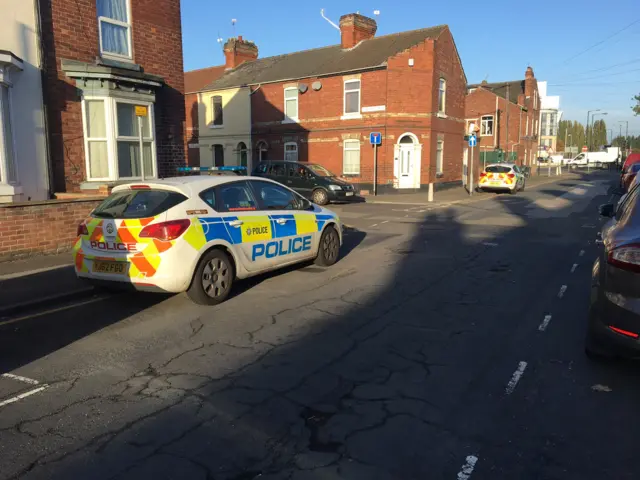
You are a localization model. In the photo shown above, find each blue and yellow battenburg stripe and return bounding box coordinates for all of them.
[182,212,338,251]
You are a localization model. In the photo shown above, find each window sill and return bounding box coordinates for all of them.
[0,183,23,196]
[436,112,447,118]
[100,53,134,64]
[209,125,224,129]
[341,114,362,120]
[342,173,360,177]
[436,173,444,178]
[281,118,299,124]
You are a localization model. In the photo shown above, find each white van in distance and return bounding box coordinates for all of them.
[567,147,620,167]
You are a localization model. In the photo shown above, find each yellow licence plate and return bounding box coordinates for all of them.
[93,261,128,275]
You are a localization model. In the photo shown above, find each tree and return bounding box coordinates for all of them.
[633,94,640,116]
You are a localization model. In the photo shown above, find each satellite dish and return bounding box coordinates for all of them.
[298,83,308,93]
[312,81,322,91]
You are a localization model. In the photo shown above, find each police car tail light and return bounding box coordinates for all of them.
[607,244,640,273]
[129,185,151,190]
[480,172,487,177]
[77,222,89,236]
[507,173,515,179]
[140,219,190,241]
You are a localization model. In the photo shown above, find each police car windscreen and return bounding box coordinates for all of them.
[485,166,512,173]
[93,190,188,219]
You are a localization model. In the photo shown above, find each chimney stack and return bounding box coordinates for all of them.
[524,66,536,98]
[223,36,258,70]
[339,13,377,49]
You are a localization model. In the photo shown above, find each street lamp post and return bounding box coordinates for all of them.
[590,112,608,150]
[620,121,629,156]
[586,109,600,152]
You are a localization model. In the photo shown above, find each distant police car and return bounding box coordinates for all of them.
[74,173,342,305]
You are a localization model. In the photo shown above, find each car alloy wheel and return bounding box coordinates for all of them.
[312,189,329,205]
[202,257,231,299]
[315,226,340,266]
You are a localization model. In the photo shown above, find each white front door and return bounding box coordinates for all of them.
[462,148,469,187]
[399,145,415,189]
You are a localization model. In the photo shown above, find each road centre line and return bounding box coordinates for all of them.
[558,285,568,298]
[0,386,48,409]
[538,315,552,331]
[2,373,40,385]
[456,455,478,480]
[370,223,378,227]
[505,361,528,395]
[571,264,578,273]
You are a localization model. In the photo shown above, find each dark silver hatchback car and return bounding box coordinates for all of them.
[586,182,640,358]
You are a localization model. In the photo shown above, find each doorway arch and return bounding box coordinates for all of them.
[395,132,421,189]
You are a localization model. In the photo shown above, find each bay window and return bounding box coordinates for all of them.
[82,97,156,182]
[97,0,132,60]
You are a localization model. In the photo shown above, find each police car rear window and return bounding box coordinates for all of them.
[92,190,187,219]
[485,166,512,173]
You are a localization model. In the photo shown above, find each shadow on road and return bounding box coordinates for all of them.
[4,170,640,480]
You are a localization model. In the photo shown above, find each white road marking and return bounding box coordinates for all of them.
[457,455,478,480]
[571,263,578,273]
[370,224,378,227]
[381,220,389,224]
[482,242,499,247]
[2,373,40,385]
[538,315,552,331]
[505,361,528,395]
[558,285,568,298]
[579,250,585,257]
[0,386,48,408]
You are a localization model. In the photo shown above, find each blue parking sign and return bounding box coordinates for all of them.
[370,132,382,145]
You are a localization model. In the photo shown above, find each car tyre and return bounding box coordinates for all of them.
[187,249,234,306]
[312,188,329,206]
[315,225,340,267]
[509,186,517,195]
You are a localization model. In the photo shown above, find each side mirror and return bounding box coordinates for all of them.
[599,203,615,218]
[299,197,313,210]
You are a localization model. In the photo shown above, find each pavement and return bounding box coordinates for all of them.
[1,170,638,480]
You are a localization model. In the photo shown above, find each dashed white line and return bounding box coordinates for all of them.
[370,223,378,227]
[381,220,389,224]
[1,373,40,385]
[482,242,499,247]
[0,386,48,408]
[538,315,552,332]
[579,250,585,257]
[558,285,568,298]
[457,455,478,480]
[505,361,528,395]
[571,263,578,273]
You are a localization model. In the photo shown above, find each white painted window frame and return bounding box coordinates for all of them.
[0,82,18,185]
[342,139,360,175]
[283,87,299,123]
[480,115,494,137]
[436,139,444,175]
[284,142,298,162]
[438,78,446,114]
[82,95,157,182]
[342,79,361,118]
[97,0,133,61]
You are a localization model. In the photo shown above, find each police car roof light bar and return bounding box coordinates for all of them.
[177,166,247,172]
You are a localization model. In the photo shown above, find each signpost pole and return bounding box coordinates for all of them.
[138,116,145,181]
[470,143,474,196]
[373,143,378,196]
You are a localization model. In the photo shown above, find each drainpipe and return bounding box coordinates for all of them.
[34,0,54,199]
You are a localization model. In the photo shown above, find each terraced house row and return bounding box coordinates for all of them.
[185,13,471,194]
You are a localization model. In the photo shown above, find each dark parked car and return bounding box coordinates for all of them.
[586,182,640,359]
[252,161,356,205]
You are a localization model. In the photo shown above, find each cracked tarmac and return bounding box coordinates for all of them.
[1,172,640,479]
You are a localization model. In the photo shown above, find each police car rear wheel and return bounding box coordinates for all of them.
[312,188,329,206]
[187,249,234,305]
[315,226,340,266]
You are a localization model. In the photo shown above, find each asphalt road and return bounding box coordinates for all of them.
[1,170,637,480]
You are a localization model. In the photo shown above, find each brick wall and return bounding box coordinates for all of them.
[39,0,185,192]
[0,199,101,262]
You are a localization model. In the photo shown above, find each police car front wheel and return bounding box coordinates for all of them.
[187,249,234,305]
[315,225,340,267]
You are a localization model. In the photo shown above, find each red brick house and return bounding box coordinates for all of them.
[184,65,225,166]
[465,67,541,167]
[201,13,468,193]
[39,0,186,194]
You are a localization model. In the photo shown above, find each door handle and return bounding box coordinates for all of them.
[276,218,288,225]
[287,180,292,184]
[228,220,243,227]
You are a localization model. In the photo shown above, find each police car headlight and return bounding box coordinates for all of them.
[328,185,342,191]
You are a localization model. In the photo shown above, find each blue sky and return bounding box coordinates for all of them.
[181,0,640,140]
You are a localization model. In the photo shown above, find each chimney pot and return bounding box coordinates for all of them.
[339,13,377,49]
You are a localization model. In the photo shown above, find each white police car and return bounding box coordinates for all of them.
[73,174,343,305]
